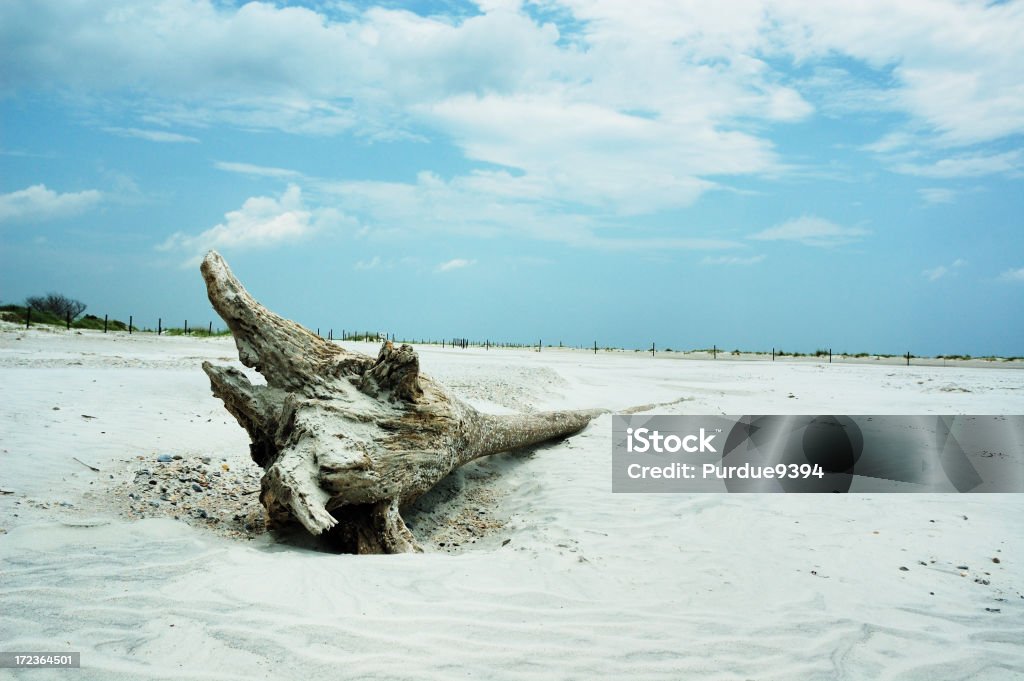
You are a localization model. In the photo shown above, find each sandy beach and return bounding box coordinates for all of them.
[4,0,1024,677]
[0,324,1021,680]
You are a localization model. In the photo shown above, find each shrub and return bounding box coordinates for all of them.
[24,293,87,320]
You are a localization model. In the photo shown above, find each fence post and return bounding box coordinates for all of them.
[208,321,212,335]
[772,347,774,361]
[158,318,162,335]
[651,342,655,358]
[538,339,541,352]
[906,351,910,366]
[185,320,189,336]
[129,315,133,334]
[104,314,108,333]
[594,341,597,355]
[713,344,717,359]
[829,348,832,363]
[66,311,71,330]
[26,307,31,329]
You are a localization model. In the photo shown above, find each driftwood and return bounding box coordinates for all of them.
[199,251,602,553]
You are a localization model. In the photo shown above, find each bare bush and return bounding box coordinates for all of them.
[24,293,87,319]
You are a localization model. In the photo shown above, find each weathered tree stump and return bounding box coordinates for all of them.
[199,251,602,553]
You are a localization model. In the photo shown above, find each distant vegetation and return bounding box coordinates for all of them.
[24,292,86,320]
[0,304,130,331]
[1,304,1019,360]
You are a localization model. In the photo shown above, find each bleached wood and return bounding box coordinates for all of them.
[200,251,601,553]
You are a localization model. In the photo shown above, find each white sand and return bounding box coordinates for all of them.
[1,326,1022,680]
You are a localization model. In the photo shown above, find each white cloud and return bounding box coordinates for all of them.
[436,258,475,272]
[158,184,334,265]
[700,254,766,266]
[999,267,1024,283]
[354,256,381,271]
[923,258,966,282]
[103,127,199,143]
[749,216,869,247]
[0,0,796,213]
[0,184,102,222]
[422,94,767,212]
[766,1,1024,148]
[3,1,1021,154]
[214,161,301,178]
[862,132,915,154]
[896,150,1023,179]
[4,0,1024,223]
[319,172,743,251]
[918,187,957,205]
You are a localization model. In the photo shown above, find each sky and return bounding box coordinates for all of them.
[1,0,1022,356]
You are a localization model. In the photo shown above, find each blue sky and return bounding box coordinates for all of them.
[1,0,1022,355]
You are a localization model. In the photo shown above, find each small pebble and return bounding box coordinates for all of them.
[157,454,173,463]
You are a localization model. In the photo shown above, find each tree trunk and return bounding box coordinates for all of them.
[199,251,602,553]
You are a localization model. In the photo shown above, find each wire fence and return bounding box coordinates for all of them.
[9,306,1019,367]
